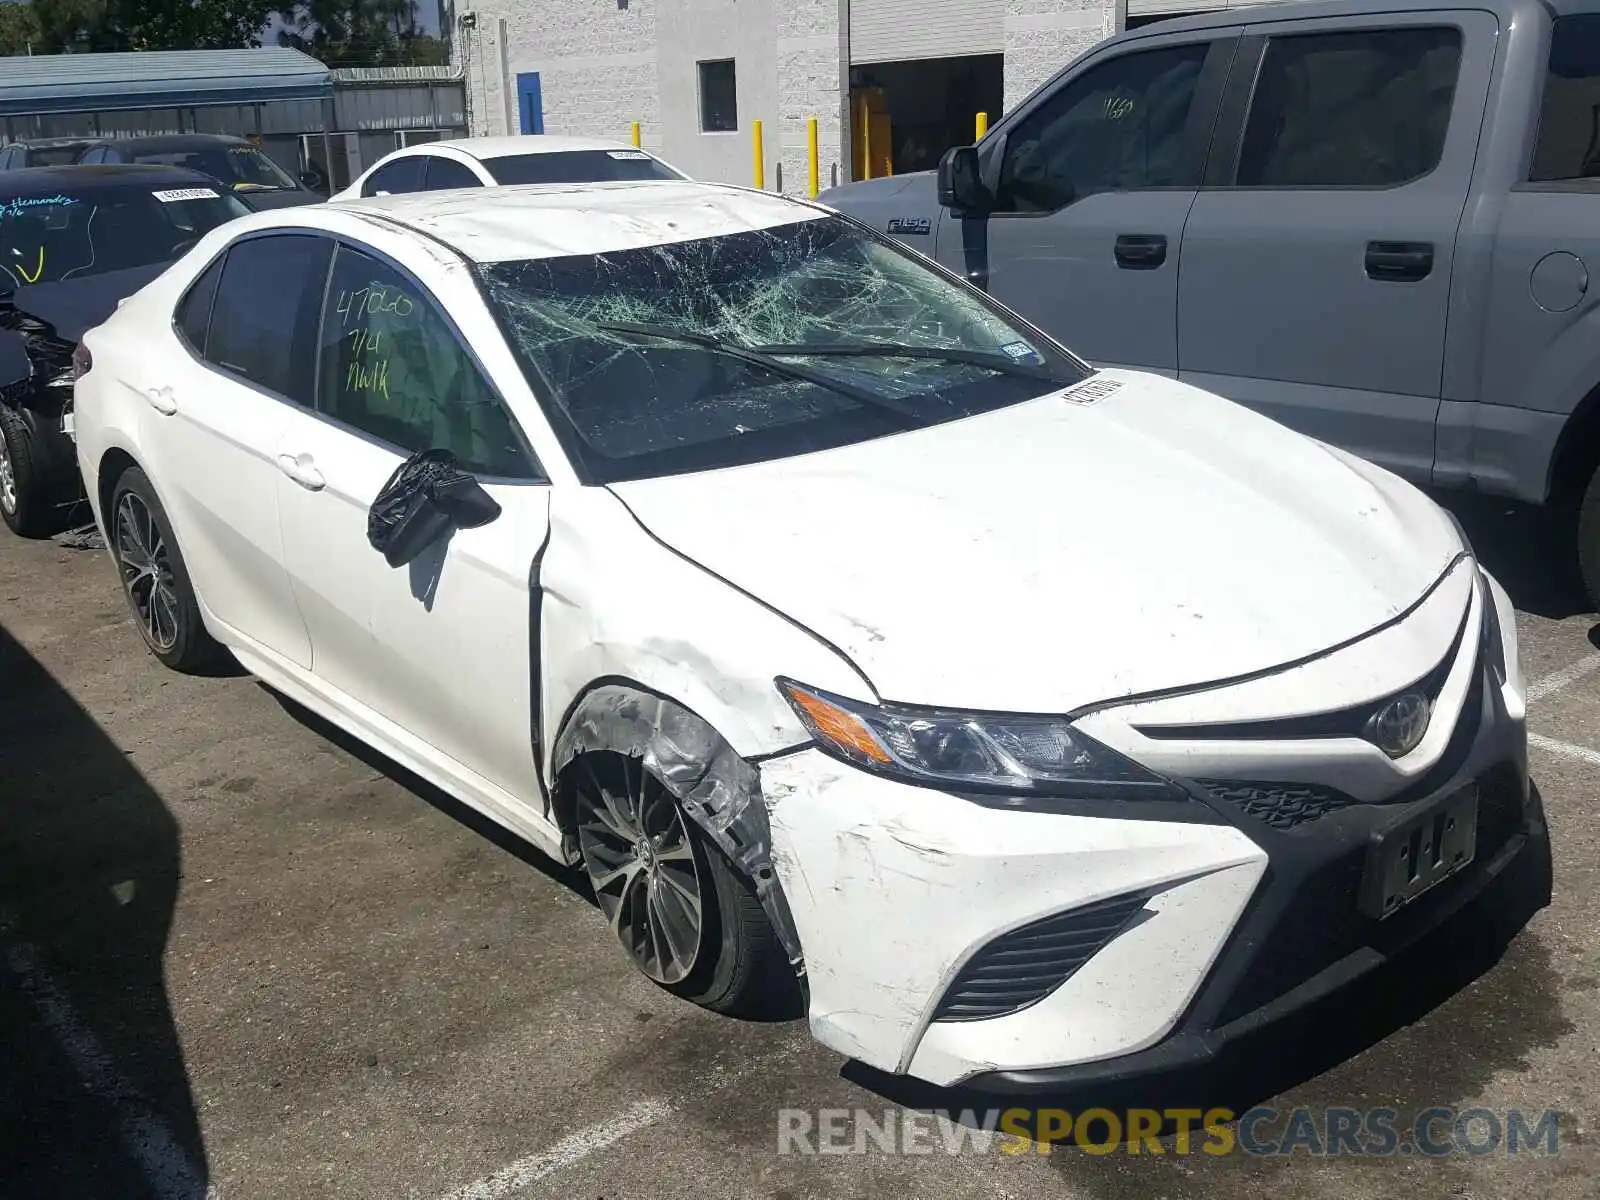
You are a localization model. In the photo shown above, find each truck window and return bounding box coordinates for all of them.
[992,43,1210,213]
[1235,26,1462,188]
[1529,14,1600,182]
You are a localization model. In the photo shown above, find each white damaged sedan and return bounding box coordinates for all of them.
[72,180,1551,1089]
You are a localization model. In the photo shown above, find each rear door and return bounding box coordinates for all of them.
[1176,11,1497,480]
[932,30,1235,375]
[135,232,331,666]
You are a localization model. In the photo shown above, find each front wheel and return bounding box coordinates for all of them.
[1578,462,1600,610]
[109,465,226,673]
[0,406,57,537]
[571,751,798,1017]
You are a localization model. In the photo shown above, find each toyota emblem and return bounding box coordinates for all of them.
[1368,692,1432,758]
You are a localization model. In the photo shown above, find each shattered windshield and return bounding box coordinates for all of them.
[477,215,1090,482]
[0,185,248,298]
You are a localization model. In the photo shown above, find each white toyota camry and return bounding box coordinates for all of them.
[71,180,1551,1090]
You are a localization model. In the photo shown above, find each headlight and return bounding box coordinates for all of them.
[776,678,1184,801]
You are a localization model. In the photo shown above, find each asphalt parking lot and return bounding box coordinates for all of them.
[1,488,1597,1200]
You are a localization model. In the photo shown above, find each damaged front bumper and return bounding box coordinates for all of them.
[760,573,1550,1089]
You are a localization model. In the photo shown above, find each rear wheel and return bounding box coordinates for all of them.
[109,465,225,672]
[571,751,796,1016]
[1578,462,1600,610]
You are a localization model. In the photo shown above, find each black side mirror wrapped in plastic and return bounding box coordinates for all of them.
[367,449,502,569]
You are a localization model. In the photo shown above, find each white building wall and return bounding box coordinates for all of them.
[1003,0,1121,114]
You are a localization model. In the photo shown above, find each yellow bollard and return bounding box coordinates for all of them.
[630,121,641,148]
[753,119,764,189]
[807,117,819,197]
[976,111,988,139]
[861,101,872,180]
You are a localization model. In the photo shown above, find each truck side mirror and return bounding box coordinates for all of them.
[937,146,991,212]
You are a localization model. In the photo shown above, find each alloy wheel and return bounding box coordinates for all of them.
[575,756,705,985]
[0,431,15,515]
[114,491,180,652]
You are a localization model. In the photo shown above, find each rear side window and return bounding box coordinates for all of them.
[174,256,224,354]
[1235,26,1462,187]
[1530,14,1600,182]
[205,234,332,404]
[423,157,482,190]
[362,157,426,197]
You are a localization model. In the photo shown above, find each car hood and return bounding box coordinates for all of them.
[608,370,1465,714]
[7,262,168,344]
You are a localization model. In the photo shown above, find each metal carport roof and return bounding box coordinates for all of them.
[0,48,332,117]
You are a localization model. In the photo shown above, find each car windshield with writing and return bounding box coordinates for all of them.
[482,150,685,185]
[477,214,1091,483]
[134,145,303,192]
[0,183,249,298]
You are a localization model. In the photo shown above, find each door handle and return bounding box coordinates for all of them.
[1365,241,1434,282]
[141,384,177,415]
[276,453,325,491]
[1114,234,1168,270]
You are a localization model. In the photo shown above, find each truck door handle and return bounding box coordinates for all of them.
[141,384,177,415]
[1114,234,1167,270]
[1365,241,1434,282]
[276,453,325,491]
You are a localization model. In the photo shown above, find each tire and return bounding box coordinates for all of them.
[1579,462,1600,611]
[108,465,226,673]
[0,405,56,538]
[571,751,799,1018]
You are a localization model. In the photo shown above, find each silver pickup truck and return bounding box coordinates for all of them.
[820,0,1600,605]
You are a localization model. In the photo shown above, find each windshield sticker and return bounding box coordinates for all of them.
[1062,376,1124,406]
[606,150,652,160]
[886,216,931,235]
[152,188,220,202]
[2,194,77,218]
[999,339,1043,364]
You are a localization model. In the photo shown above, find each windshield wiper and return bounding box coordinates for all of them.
[594,321,916,424]
[751,341,1069,383]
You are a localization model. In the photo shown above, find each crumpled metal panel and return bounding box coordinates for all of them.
[551,683,803,968]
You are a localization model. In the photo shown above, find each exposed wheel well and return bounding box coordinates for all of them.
[1548,382,1600,505]
[95,447,140,533]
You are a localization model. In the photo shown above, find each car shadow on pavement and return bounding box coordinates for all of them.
[1433,490,1595,621]
[0,622,210,1198]
[844,847,1564,1146]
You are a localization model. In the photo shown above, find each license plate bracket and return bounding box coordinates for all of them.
[1359,783,1479,919]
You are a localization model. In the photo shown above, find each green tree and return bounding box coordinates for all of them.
[0,1,44,55]
[26,0,277,51]
[276,0,443,68]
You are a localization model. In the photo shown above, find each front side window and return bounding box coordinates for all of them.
[994,43,1210,213]
[363,157,427,197]
[699,59,738,133]
[478,215,1090,484]
[316,246,535,479]
[1235,26,1462,188]
[484,150,683,185]
[1530,14,1600,182]
[423,157,483,190]
[0,183,248,297]
[205,234,331,404]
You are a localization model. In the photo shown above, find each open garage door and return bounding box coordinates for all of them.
[848,0,1002,65]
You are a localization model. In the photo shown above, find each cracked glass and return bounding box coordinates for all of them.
[477,214,1090,483]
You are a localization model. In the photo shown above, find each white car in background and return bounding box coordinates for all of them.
[70,180,1551,1091]
[329,135,688,200]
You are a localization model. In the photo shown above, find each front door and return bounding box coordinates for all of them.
[273,240,551,809]
[1176,12,1497,481]
[934,33,1235,375]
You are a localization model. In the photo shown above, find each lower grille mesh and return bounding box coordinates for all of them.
[1198,781,1359,831]
[931,890,1150,1022]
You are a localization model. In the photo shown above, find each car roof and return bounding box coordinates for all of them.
[1113,0,1585,39]
[424,134,652,161]
[0,163,225,197]
[87,133,253,152]
[320,179,824,262]
[10,137,93,149]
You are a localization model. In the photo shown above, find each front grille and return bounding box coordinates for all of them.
[1215,761,1527,1026]
[1199,781,1359,831]
[932,889,1150,1022]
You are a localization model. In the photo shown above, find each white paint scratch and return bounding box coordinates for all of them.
[437,1100,673,1200]
[1528,652,1600,702]
[1528,731,1600,767]
[2,939,218,1200]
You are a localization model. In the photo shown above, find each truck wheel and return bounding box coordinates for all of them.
[1579,462,1600,610]
[0,406,55,538]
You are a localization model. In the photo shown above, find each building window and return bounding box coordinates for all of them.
[699,59,737,132]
